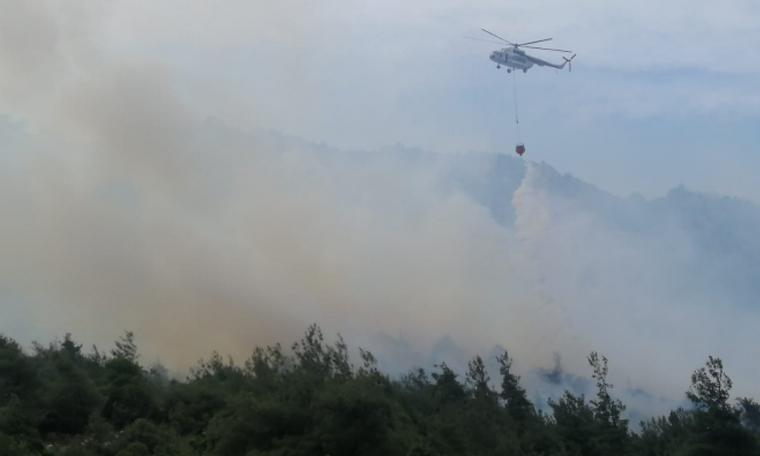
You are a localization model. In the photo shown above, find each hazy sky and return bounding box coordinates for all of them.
[3,1,759,199]
[2,0,760,421]
[83,0,760,200]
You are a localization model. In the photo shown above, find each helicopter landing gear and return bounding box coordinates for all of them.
[507,68,512,73]
[523,69,527,73]
[497,64,501,69]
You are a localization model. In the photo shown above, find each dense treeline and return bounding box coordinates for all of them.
[2,325,760,455]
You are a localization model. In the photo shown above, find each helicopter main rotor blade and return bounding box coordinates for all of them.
[517,38,552,46]
[464,36,510,45]
[480,29,515,45]
[521,45,571,53]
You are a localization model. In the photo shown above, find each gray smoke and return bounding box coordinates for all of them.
[2,1,760,424]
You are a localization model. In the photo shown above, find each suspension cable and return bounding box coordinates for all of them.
[512,71,522,143]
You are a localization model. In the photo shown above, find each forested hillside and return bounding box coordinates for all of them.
[1,325,759,456]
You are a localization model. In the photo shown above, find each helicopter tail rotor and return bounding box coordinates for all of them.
[562,54,576,72]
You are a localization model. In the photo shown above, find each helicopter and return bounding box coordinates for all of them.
[470,29,576,73]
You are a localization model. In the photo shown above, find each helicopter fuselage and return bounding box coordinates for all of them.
[490,47,534,72]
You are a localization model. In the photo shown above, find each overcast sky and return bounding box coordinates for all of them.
[4,1,759,199]
[88,0,760,200]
